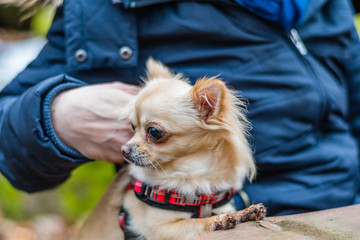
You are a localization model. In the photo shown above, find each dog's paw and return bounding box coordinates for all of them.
[212,213,237,231]
[235,203,266,223]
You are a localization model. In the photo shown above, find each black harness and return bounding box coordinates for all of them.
[118,179,235,238]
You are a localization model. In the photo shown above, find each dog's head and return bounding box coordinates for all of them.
[121,58,255,191]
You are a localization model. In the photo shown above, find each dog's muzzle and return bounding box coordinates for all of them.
[121,144,149,167]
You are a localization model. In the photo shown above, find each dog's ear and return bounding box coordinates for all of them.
[146,57,175,80]
[191,77,227,122]
[145,58,187,82]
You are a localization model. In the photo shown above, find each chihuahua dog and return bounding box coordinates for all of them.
[78,59,265,240]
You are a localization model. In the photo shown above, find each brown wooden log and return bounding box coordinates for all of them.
[194,204,360,240]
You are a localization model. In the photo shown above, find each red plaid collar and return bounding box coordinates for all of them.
[129,179,235,218]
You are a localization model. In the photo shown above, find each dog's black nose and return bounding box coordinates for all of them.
[121,145,132,156]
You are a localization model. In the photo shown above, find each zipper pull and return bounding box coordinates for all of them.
[288,29,308,56]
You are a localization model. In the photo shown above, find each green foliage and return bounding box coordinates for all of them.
[0,175,26,220]
[0,161,115,222]
[355,14,360,35]
[56,161,115,221]
[30,5,55,37]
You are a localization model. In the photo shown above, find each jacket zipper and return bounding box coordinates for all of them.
[287,29,328,129]
[288,29,308,56]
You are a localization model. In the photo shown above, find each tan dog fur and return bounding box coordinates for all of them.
[79,59,257,240]
[78,167,130,240]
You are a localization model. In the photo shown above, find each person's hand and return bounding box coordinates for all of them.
[51,82,140,163]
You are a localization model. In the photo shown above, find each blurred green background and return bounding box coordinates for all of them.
[356,14,360,33]
[0,5,360,225]
[0,5,116,224]
[0,161,114,222]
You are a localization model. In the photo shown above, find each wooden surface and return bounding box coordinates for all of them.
[193,205,360,240]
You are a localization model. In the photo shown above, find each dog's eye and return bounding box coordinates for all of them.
[131,124,136,131]
[147,127,164,141]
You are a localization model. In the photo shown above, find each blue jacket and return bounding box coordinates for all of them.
[1,0,359,216]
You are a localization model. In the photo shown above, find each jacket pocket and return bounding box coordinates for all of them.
[64,0,138,71]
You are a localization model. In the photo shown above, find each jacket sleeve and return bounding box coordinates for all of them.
[347,29,360,163]
[234,0,310,32]
[0,7,88,193]
[347,26,360,204]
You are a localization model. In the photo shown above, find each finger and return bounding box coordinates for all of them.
[99,151,125,164]
[111,82,141,95]
[81,146,125,164]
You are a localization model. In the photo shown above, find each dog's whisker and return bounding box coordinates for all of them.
[147,159,160,173]
[155,161,169,179]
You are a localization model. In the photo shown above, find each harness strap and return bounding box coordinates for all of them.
[131,179,235,218]
[118,207,142,240]
[119,179,236,235]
